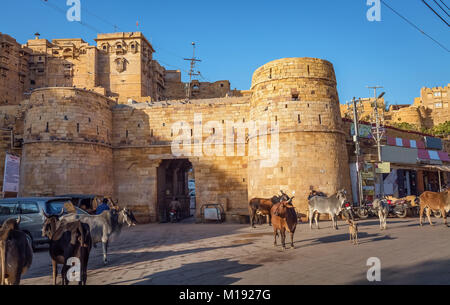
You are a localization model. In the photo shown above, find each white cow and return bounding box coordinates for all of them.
[308,189,347,230]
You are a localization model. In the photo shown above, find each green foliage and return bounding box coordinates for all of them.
[392,122,419,132]
[421,121,450,137]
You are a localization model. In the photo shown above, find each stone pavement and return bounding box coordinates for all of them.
[21,217,450,285]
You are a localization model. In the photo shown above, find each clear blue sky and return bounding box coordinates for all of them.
[1,0,449,105]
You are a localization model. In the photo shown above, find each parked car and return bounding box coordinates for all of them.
[0,197,88,250]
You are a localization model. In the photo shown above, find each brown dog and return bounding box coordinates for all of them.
[346,219,359,245]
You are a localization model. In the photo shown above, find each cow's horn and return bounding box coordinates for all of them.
[58,208,64,217]
[43,211,50,219]
[16,216,21,225]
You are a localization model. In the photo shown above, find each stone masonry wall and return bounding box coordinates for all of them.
[248,58,352,216]
[19,88,115,197]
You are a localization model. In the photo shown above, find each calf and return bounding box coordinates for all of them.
[271,197,297,250]
[419,190,450,227]
[0,217,33,285]
[372,199,388,230]
[308,189,347,230]
[42,212,92,285]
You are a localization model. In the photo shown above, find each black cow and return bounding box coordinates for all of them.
[42,211,92,285]
[0,217,33,285]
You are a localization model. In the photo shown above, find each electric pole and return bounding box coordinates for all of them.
[184,42,201,101]
[368,86,386,198]
[352,97,364,207]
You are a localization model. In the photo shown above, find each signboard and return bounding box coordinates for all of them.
[2,154,20,193]
[361,163,375,201]
[351,123,372,139]
[376,162,391,174]
[204,208,220,221]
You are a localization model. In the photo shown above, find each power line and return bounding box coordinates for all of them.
[439,0,450,11]
[40,0,213,83]
[40,0,102,33]
[421,0,450,27]
[432,0,450,17]
[380,0,450,53]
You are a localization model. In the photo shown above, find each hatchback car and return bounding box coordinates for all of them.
[0,197,88,249]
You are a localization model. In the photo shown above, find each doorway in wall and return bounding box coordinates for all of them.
[156,159,195,222]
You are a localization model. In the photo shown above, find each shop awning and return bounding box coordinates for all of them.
[418,149,450,162]
[390,163,450,172]
[422,164,450,172]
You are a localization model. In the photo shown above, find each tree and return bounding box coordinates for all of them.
[422,121,450,137]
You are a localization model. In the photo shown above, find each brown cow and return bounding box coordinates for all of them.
[248,196,279,228]
[271,197,297,250]
[419,190,450,227]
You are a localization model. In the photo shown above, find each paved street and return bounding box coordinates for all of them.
[21,217,450,285]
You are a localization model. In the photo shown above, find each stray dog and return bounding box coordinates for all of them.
[346,219,359,245]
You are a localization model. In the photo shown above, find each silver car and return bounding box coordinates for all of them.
[0,197,88,250]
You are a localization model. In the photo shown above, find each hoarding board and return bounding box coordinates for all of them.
[2,154,20,193]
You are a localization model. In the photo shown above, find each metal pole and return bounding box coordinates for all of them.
[368,86,384,198]
[438,170,442,192]
[352,97,363,207]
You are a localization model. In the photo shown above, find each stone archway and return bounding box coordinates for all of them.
[156,159,194,222]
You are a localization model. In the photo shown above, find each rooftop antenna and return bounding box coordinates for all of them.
[184,42,202,101]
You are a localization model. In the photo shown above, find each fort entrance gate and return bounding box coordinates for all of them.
[156,159,194,222]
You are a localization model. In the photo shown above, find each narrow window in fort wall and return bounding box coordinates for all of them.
[45,122,49,132]
[319,115,322,125]
[298,114,301,124]
[77,123,80,133]
[126,130,128,138]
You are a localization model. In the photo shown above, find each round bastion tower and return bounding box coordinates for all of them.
[19,88,115,197]
[248,58,352,215]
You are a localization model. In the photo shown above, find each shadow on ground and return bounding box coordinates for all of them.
[296,232,396,247]
[22,242,253,282]
[348,258,450,285]
[109,258,261,285]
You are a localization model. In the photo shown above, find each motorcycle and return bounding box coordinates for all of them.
[356,198,408,219]
[169,209,178,223]
[355,201,379,220]
[340,201,356,220]
[385,198,408,218]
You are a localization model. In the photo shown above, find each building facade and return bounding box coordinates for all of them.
[0,31,448,223]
